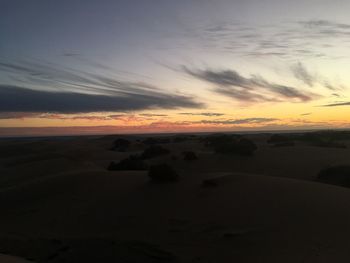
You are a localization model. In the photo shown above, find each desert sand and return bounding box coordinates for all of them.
[1,132,350,262]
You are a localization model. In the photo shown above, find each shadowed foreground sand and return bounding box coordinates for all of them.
[1,133,350,262]
[0,254,32,263]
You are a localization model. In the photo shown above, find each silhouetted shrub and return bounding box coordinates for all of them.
[148,163,178,183]
[111,138,130,151]
[328,131,350,141]
[294,131,347,149]
[307,131,350,141]
[214,138,257,156]
[108,155,147,171]
[202,134,241,148]
[183,151,198,161]
[297,132,322,143]
[141,145,170,159]
[317,165,350,187]
[200,134,257,155]
[238,138,258,155]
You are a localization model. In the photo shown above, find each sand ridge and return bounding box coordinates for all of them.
[1,134,350,262]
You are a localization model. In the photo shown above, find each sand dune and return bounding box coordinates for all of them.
[1,134,350,262]
[0,254,33,263]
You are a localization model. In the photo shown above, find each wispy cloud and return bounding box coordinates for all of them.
[321,101,350,107]
[139,113,168,117]
[0,112,40,119]
[200,117,278,125]
[0,85,203,113]
[0,59,203,114]
[289,62,343,92]
[191,19,350,60]
[291,62,314,87]
[179,112,224,116]
[183,66,316,103]
[299,20,350,30]
[0,111,168,123]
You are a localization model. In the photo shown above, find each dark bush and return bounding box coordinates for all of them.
[214,137,257,156]
[317,165,350,187]
[305,131,350,141]
[328,131,350,141]
[108,155,147,171]
[111,138,130,151]
[237,138,258,155]
[183,151,198,161]
[148,163,178,183]
[141,145,170,159]
[295,131,347,149]
[199,134,257,155]
[202,134,241,148]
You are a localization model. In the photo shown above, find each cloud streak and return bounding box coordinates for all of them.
[183,67,316,103]
[291,62,314,87]
[191,19,350,61]
[179,112,224,116]
[0,85,202,113]
[321,101,350,107]
[0,59,203,114]
[200,117,278,125]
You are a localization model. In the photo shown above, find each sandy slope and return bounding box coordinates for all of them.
[1,135,350,262]
[0,254,32,263]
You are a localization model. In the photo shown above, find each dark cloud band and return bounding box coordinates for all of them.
[183,66,316,102]
[200,117,278,125]
[322,101,350,107]
[0,85,202,113]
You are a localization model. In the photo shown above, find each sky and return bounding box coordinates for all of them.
[1,0,350,136]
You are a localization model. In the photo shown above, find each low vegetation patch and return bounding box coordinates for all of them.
[148,163,178,183]
[317,165,350,187]
[183,151,198,161]
[108,155,148,171]
[266,131,349,149]
[110,138,131,152]
[209,136,257,156]
[293,131,348,149]
[141,145,170,159]
[202,134,241,148]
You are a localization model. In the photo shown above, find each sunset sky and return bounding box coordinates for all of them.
[1,0,350,136]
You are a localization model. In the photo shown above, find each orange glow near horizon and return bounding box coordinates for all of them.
[1,100,350,137]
